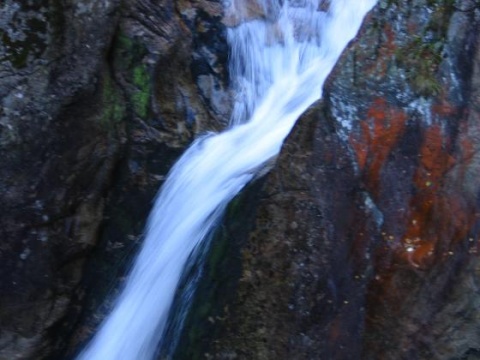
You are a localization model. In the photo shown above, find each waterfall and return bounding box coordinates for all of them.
[77,0,377,359]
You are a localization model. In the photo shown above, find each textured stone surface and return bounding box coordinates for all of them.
[0,1,122,358]
[207,1,480,359]
[2,0,480,359]
[0,0,231,358]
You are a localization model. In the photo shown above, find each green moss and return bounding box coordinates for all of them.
[131,65,151,118]
[133,65,149,87]
[116,33,134,54]
[396,36,444,96]
[131,65,150,117]
[111,31,152,119]
[99,73,126,129]
[169,180,266,360]
[394,0,456,97]
[208,228,230,278]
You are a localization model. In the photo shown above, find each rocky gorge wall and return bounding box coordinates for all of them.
[0,0,231,358]
[1,0,480,359]
[205,1,480,359]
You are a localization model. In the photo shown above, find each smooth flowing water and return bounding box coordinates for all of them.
[77,1,377,359]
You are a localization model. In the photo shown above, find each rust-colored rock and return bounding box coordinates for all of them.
[2,0,480,359]
[207,1,480,359]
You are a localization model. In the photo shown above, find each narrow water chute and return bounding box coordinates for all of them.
[77,1,377,359]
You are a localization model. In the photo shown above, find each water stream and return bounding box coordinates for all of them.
[77,1,377,359]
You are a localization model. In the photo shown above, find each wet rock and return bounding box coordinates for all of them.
[207,1,480,359]
[2,0,480,359]
[0,0,122,358]
[0,0,232,358]
[61,0,234,357]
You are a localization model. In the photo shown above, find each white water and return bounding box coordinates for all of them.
[77,1,377,359]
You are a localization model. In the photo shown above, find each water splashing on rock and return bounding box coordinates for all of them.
[77,1,377,359]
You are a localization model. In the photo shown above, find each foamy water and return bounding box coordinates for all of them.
[77,1,377,359]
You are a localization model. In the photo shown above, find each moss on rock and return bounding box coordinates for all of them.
[110,31,153,121]
[168,180,266,360]
[132,65,152,118]
[99,72,126,130]
[394,0,456,96]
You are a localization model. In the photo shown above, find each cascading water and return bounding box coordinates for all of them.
[77,0,377,359]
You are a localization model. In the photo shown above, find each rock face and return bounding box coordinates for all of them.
[0,0,231,358]
[207,1,480,359]
[0,1,122,358]
[1,0,480,359]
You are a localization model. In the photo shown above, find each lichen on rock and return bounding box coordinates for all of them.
[2,0,480,359]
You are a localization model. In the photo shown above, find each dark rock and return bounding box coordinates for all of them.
[2,0,480,359]
[0,0,122,358]
[0,0,232,358]
[207,1,480,359]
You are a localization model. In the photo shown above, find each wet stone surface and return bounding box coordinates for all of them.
[1,1,480,359]
[206,1,480,359]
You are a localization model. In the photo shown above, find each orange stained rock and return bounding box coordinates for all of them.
[397,125,452,267]
[403,240,435,269]
[351,100,478,275]
[414,124,455,190]
[394,190,475,269]
[398,122,478,270]
[350,125,368,171]
[349,97,407,194]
